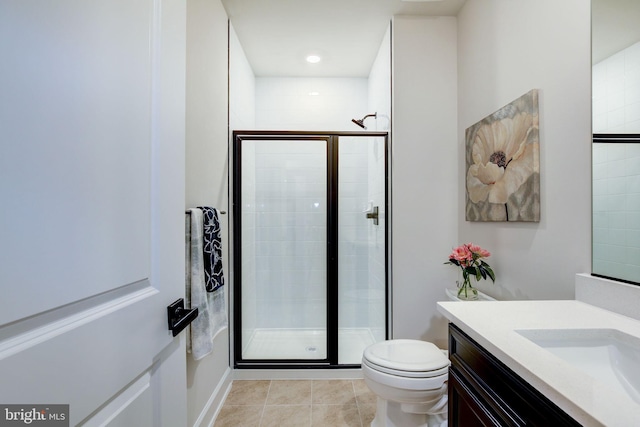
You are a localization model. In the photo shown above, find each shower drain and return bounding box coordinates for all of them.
[305,346,318,353]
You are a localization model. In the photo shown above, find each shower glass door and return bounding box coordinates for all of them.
[236,136,328,361]
[234,131,388,367]
[338,135,387,364]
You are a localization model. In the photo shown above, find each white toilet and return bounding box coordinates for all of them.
[362,289,495,427]
[362,339,449,427]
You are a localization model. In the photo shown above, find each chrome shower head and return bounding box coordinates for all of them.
[351,112,377,129]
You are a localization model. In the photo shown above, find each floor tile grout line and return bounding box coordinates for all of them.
[309,392,313,426]
[310,379,314,426]
[351,380,364,427]
[258,380,270,427]
[264,379,273,406]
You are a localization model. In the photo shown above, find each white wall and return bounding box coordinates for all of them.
[255,78,368,131]
[185,0,231,424]
[391,16,458,348]
[368,23,392,131]
[229,23,256,131]
[229,23,256,355]
[456,1,591,304]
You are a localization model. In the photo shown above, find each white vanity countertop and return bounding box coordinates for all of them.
[437,300,640,427]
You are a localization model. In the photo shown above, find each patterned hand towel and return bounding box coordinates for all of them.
[198,206,225,292]
[186,208,213,360]
[185,207,228,360]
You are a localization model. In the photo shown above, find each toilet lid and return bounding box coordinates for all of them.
[363,339,449,373]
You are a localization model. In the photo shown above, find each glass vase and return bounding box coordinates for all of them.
[456,273,479,301]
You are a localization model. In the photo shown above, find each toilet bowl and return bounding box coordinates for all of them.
[362,289,494,427]
[362,339,449,427]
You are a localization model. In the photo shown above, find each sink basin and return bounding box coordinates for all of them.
[516,328,640,403]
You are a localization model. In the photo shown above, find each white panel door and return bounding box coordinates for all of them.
[0,0,187,425]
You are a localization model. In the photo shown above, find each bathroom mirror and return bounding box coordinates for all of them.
[591,0,640,285]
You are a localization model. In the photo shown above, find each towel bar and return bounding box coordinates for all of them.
[185,210,226,215]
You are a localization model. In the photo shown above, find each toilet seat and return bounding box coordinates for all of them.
[363,357,449,379]
[363,339,449,378]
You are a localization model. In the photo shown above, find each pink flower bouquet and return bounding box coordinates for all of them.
[445,243,495,299]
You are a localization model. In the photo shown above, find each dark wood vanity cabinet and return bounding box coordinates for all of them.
[448,324,582,427]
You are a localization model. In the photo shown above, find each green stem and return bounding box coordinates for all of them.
[457,270,478,300]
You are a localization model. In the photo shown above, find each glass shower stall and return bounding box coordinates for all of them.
[233,131,388,368]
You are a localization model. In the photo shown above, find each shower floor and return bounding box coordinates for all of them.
[242,328,377,365]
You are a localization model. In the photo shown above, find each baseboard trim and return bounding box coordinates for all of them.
[193,367,232,427]
[232,368,362,380]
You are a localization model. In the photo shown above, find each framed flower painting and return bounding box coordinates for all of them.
[465,89,540,222]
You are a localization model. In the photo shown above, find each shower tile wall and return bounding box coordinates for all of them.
[253,141,327,330]
[592,41,640,283]
[339,139,374,333]
[592,142,640,282]
[367,138,386,342]
[246,140,379,337]
[593,41,640,133]
[241,143,257,351]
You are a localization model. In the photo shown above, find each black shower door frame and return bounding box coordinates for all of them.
[232,130,389,369]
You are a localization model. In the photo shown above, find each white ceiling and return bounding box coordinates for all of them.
[220,0,467,77]
[221,0,640,77]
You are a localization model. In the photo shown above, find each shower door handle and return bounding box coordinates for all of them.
[365,206,379,225]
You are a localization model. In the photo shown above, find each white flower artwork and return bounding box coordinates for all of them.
[465,89,540,222]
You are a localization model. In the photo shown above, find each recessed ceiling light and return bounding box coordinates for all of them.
[306,55,321,64]
[308,91,320,96]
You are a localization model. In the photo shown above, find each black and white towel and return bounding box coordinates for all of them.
[198,206,225,292]
[185,207,228,360]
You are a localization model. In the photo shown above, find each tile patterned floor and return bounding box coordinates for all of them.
[214,379,377,427]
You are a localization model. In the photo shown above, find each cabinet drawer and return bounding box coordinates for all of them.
[448,323,581,427]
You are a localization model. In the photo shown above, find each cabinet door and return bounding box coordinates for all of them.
[449,369,502,426]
